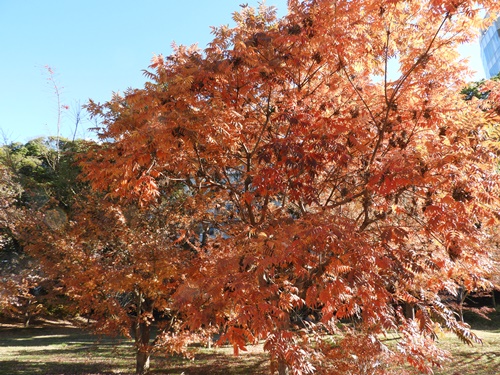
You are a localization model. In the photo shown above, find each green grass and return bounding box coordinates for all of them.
[0,324,269,375]
[431,309,500,375]
[151,346,269,375]
[0,325,135,374]
[432,330,500,375]
[0,310,499,375]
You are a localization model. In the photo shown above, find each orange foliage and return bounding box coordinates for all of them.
[78,0,500,374]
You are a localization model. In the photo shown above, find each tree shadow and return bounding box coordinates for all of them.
[0,326,135,374]
[0,326,130,348]
[150,352,270,375]
[450,349,500,365]
[0,360,121,375]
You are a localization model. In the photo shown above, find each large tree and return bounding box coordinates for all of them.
[81,1,500,374]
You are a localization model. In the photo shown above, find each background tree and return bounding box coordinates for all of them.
[0,159,30,323]
[0,137,88,325]
[461,72,500,100]
[78,1,500,374]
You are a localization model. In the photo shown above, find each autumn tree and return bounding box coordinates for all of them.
[0,158,28,321]
[81,1,500,374]
[446,75,500,317]
[0,138,89,325]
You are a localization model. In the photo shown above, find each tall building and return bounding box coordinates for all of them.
[480,17,500,79]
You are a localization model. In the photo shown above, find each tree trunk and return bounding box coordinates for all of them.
[134,292,153,375]
[136,348,150,375]
[24,311,31,327]
[135,316,151,375]
[404,303,414,319]
[277,359,289,375]
[457,286,468,323]
[24,298,32,327]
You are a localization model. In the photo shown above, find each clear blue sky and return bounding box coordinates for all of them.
[0,1,485,143]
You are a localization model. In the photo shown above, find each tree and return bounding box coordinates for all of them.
[0,160,29,322]
[0,138,88,325]
[461,72,500,100]
[81,1,500,374]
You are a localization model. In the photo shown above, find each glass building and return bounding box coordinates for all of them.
[480,17,500,79]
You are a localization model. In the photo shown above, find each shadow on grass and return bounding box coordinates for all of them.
[0,360,119,375]
[150,352,270,375]
[1,327,95,343]
[435,350,500,375]
[0,325,271,375]
[0,326,131,347]
[7,318,497,375]
[0,326,136,375]
[14,343,133,359]
[451,349,500,362]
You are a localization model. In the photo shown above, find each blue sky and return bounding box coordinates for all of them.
[0,1,485,143]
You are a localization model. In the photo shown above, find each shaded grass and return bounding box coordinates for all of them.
[429,308,500,375]
[0,326,135,374]
[1,310,499,375]
[462,308,500,332]
[432,330,500,375]
[0,325,270,375]
[150,348,269,375]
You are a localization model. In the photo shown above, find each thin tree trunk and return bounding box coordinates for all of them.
[457,286,468,323]
[24,299,32,327]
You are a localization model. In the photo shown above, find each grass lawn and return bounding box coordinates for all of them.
[0,324,135,374]
[0,311,498,374]
[432,330,500,375]
[0,321,269,375]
